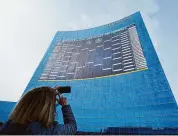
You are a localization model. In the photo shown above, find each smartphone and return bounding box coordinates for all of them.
[57,86,71,94]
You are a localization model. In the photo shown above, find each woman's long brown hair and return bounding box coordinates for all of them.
[9,86,56,128]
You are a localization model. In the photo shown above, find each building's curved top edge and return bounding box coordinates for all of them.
[56,11,140,33]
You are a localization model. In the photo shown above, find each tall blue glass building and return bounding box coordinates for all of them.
[1,12,178,134]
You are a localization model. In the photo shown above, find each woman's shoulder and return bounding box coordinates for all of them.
[1,120,27,129]
[0,120,28,135]
[0,120,58,135]
[27,121,58,135]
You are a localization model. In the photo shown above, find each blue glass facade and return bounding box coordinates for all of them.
[1,12,178,134]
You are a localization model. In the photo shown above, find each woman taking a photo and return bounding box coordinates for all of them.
[0,86,77,135]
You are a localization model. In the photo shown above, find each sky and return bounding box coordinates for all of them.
[0,0,177,102]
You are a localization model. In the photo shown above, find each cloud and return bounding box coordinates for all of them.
[0,0,160,102]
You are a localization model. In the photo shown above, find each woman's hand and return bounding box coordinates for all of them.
[53,85,67,107]
[53,85,61,96]
[57,96,67,107]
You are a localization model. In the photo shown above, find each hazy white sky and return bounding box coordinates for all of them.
[0,0,177,102]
